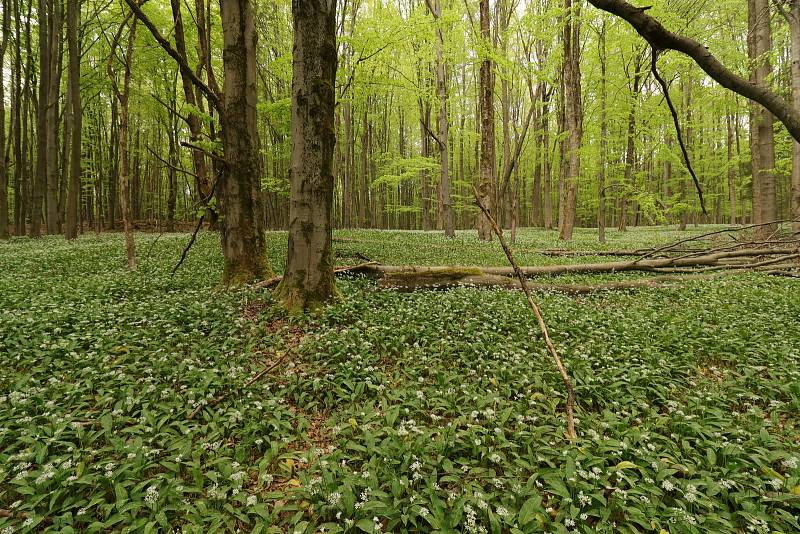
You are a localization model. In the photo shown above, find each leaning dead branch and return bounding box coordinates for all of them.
[473,189,578,441]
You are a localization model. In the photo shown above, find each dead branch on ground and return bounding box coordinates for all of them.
[473,188,578,441]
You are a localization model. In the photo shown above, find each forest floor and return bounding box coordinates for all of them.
[1,227,799,534]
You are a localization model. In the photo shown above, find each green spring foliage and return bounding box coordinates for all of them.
[0,228,798,533]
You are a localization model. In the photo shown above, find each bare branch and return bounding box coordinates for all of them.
[473,187,578,441]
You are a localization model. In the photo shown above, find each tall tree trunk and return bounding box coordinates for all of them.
[477,0,495,241]
[108,17,138,270]
[342,100,352,227]
[598,19,607,243]
[170,0,213,227]
[433,0,454,237]
[531,98,543,227]
[275,0,337,312]
[418,97,432,230]
[65,0,81,240]
[559,0,581,241]
[361,106,371,228]
[790,0,800,232]
[218,0,272,284]
[726,110,738,225]
[45,0,63,234]
[166,112,178,231]
[31,0,51,237]
[542,91,553,230]
[107,100,119,229]
[12,0,26,236]
[0,0,9,239]
[748,0,777,228]
[679,81,691,231]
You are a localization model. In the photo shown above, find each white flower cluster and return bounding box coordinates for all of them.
[144,485,159,506]
[463,504,487,534]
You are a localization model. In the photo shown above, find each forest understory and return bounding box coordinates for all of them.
[1,226,799,533]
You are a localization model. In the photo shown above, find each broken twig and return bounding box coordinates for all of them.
[473,187,578,441]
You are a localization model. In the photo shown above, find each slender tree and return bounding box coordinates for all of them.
[477,0,495,241]
[0,0,9,239]
[65,0,81,240]
[107,12,137,270]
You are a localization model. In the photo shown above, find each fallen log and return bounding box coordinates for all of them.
[254,249,798,293]
[343,248,799,279]
[377,272,726,293]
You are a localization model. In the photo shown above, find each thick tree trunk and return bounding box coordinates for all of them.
[64,0,81,240]
[275,0,337,311]
[559,0,581,241]
[218,0,272,284]
[477,0,495,241]
[346,248,799,281]
[748,0,777,228]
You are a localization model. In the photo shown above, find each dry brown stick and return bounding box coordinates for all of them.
[188,352,289,420]
[652,253,800,274]
[634,218,800,262]
[473,187,577,441]
[670,238,800,261]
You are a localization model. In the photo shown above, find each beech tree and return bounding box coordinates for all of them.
[477,0,495,241]
[274,0,338,311]
[124,0,272,285]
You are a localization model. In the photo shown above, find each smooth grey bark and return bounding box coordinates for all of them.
[787,0,800,231]
[559,0,581,241]
[275,0,338,312]
[418,94,432,231]
[748,0,776,227]
[12,0,27,236]
[430,0,455,237]
[542,89,553,230]
[597,18,607,243]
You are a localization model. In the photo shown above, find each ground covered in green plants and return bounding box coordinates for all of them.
[1,227,799,534]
